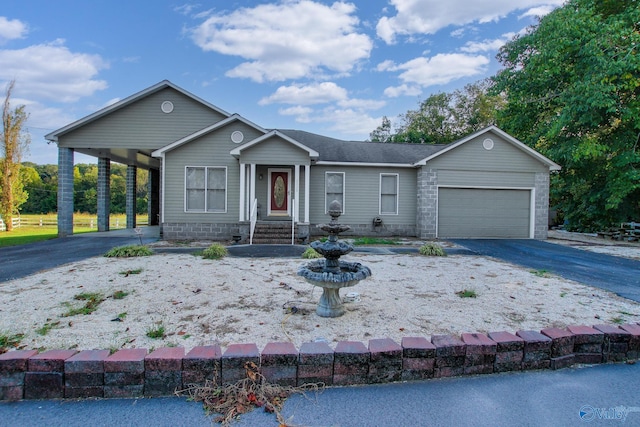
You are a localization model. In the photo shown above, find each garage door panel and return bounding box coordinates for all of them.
[438,188,530,238]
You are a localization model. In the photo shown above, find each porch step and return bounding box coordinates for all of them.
[251,222,293,244]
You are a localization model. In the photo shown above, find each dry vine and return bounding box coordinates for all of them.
[177,361,324,426]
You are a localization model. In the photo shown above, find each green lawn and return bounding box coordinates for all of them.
[0,213,147,248]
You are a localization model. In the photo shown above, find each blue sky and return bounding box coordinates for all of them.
[1,0,563,165]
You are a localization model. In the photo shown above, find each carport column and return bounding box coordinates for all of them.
[126,165,137,229]
[304,164,310,223]
[97,157,110,232]
[148,168,160,226]
[57,147,74,237]
[534,172,550,239]
[416,167,438,239]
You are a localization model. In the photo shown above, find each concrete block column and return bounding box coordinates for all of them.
[534,172,550,239]
[126,165,137,229]
[416,167,438,239]
[148,168,160,226]
[57,147,74,237]
[97,158,110,232]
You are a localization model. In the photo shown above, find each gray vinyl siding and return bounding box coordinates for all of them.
[162,124,264,223]
[57,87,227,150]
[438,170,535,187]
[427,134,547,173]
[438,188,531,238]
[308,166,417,226]
[239,137,311,165]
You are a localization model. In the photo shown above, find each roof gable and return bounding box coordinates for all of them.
[230,130,319,159]
[46,80,230,141]
[414,126,561,170]
[152,114,267,157]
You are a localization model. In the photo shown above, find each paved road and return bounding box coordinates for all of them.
[451,239,640,302]
[1,362,639,426]
[0,227,160,282]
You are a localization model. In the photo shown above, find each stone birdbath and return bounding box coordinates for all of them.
[297,200,372,317]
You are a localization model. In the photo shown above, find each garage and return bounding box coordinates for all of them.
[437,188,532,238]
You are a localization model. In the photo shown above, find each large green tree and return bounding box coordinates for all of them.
[493,0,640,230]
[0,80,30,231]
[370,79,504,144]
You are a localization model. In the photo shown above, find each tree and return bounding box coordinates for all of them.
[0,80,30,231]
[493,0,640,230]
[369,78,503,144]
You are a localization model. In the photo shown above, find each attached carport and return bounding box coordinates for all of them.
[437,188,533,239]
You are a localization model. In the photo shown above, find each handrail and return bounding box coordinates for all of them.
[249,198,258,245]
[291,198,295,245]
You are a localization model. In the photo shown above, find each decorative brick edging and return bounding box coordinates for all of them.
[1,323,639,401]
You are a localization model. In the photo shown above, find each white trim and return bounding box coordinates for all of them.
[413,126,561,171]
[230,130,319,159]
[437,184,536,190]
[304,164,310,223]
[294,164,300,223]
[153,114,267,157]
[379,173,399,215]
[316,161,415,168]
[239,163,246,222]
[160,153,165,224]
[324,171,345,214]
[267,168,291,217]
[184,166,228,213]
[46,80,230,142]
[250,164,256,217]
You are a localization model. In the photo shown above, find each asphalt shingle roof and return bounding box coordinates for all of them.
[277,129,448,164]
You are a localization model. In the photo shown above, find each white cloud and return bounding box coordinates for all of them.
[460,32,516,53]
[381,53,489,95]
[519,6,557,19]
[337,98,385,110]
[279,106,313,123]
[383,84,422,98]
[376,0,564,44]
[316,107,382,136]
[259,82,347,106]
[0,39,109,102]
[0,16,28,44]
[189,1,372,82]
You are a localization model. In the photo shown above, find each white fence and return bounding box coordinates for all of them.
[0,216,148,232]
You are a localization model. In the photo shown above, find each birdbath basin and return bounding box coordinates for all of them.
[297,200,372,317]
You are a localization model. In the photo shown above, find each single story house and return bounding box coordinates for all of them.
[46,80,560,242]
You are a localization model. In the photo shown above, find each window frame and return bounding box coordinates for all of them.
[184,166,228,213]
[379,173,399,215]
[325,171,346,214]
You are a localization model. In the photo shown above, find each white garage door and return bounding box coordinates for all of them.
[438,188,531,238]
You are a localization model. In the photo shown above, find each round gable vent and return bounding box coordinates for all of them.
[161,101,174,114]
[482,138,494,150]
[231,131,244,144]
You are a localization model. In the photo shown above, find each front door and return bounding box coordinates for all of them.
[268,169,290,216]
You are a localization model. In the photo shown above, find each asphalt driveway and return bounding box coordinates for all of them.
[450,239,640,302]
[0,227,159,282]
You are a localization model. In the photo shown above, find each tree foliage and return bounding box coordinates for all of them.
[493,0,640,230]
[369,79,504,144]
[19,163,149,215]
[0,80,30,231]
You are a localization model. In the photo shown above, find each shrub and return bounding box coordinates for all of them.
[0,331,24,352]
[302,247,322,259]
[105,245,153,257]
[146,323,166,339]
[202,243,228,260]
[419,243,447,256]
[456,289,477,298]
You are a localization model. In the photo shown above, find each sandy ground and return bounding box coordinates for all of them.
[1,238,639,352]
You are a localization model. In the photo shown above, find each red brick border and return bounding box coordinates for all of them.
[1,322,638,401]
